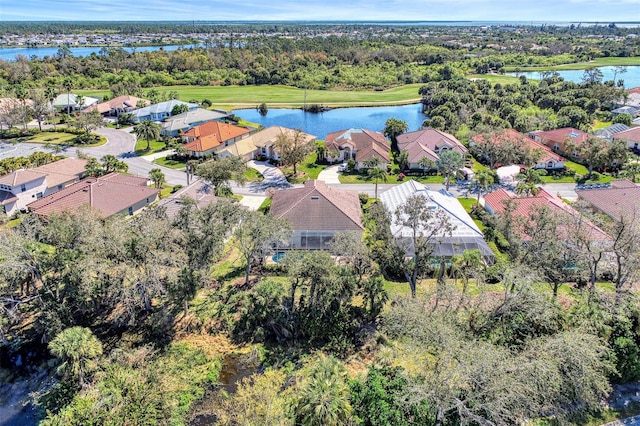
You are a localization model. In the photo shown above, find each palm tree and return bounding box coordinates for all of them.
[62,78,74,115]
[473,169,495,204]
[294,355,352,426]
[149,168,166,189]
[49,326,103,386]
[418,156,434,176]
[515,167,546,196]
[436,150,464,191]
[133,120,162,151]
[367,166,388,199]
[45,85,58,129]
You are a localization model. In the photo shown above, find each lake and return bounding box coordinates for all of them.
[507,66,640,88]
[0,44,198,61]
[233,104,427,140]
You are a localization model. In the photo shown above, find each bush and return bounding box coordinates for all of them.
[170,185,183,194]
[346,159,356,172]
[358,193,369,206]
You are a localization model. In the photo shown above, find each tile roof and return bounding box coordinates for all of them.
[484,187,610,241]
[397,128,467,157]
[270,180,363,231]
[0,169,46,186]
[158,181,219,220]
[380,180,493,259]
[32,158,88,187]
[161,108,229,133]
[325,128,390,163]
[216,136,259,158]
[531,127,589,146]
[472,128,565,164]
[183,121,251,153]
[576,180,640,221]
[28,173,158,218]
[251,126,316,149]
[613,127,640,143]
[131,100,199,120]
[84,95,150,114]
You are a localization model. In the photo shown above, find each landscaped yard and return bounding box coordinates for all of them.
[280,151,328,183]
[338,171,445,184]
[153,157,186,169]
[28,131,77,145]
[135,138,168,156]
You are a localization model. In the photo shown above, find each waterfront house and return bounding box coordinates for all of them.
[324,128,390,170]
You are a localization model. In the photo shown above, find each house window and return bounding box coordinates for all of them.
[572,151,578,158]
[128,207,133,215]
[20,184,26,192]
[58,185,63,190]
[552,144,560,151]
[547,161,554,168]
[146,198,150,203]
[36,192,43,199]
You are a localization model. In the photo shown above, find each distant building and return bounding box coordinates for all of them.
[83,95,150,117]
[528,127,590,158]
[28,173,159,218]
[397,128,467,170]
[130,100,199,122]
[52,94,100,111]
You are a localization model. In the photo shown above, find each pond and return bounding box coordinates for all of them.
[0,44,198,61]
[233,103,427,140]
[506,66,640,88]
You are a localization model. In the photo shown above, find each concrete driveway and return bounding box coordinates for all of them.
[317,165,342,184]
[243,160,292,194]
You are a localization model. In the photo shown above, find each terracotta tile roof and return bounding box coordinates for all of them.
[28,173,159,218]
[325,128,390,163]
[576,180,640,221]
[183,121,251,153]
[270,180,364,231]
[613,127,640,143]
[84,95,150,114]
[531,127,589,146]
[397,128,467,157]
[472,129,565,164]
[484,187,610,241]
[628,87,640,95]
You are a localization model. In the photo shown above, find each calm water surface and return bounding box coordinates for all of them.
[507,66,640,88]
[233,103,427,140]
[0,44,197,61]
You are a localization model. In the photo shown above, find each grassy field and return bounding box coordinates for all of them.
[78,84,425,110]
[135,138,167,155]
[467,74,525,85]
[338,171,445,184]
[153,157,186,169]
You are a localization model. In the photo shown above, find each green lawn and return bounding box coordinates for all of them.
[338,171,444,184]
[79,84,425,109]
[592,119,613,130]
[152,157,186,169]
[280,151,328,183]
[467,74,525,85]
[243,167,264,182]
[135,138,168,156]
[27,131,77,145]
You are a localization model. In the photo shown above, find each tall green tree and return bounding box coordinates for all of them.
[196,156,248,196]
[367,166,388,199]
[274,129,314,175]
[436,150,463,191]
[383,118,408,153]
[149,168,166,189]
[133,120,162,151]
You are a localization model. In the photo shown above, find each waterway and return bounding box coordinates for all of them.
[507,66,640,88]
[0,44,198,61]
[234,103,427,140]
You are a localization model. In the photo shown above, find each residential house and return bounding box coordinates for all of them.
[270,180,364,250]
[28,173,159,218]
[161,108,230,137]
[595,123,630,140]
[484,187,610,242]
[52,94,100,112]
[324,128,390,170]
[528,127,590,158]
[182,120,251,158]
[471,128,566,170]
[576,180,640,222]
[379,180,494,261]
[157,181,219,220]
[130,100,199,122]
[615,88,640,110]
[251,126,316,161]
[0,158,87,216]
[397,128,468,171]
[83,95,150,117]
[612,127,640,152]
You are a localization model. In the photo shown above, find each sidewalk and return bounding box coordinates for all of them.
[140,149,174,162]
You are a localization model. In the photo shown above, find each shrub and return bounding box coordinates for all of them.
[358,193,369,206]
[346,159,356,172]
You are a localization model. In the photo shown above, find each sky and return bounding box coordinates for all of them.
[0,0,638,23]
